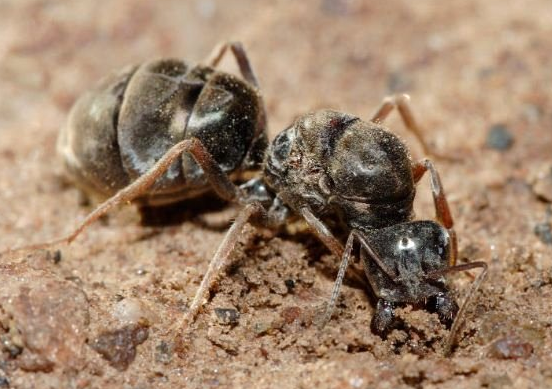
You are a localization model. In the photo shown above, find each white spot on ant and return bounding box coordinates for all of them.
[397,236,415,250]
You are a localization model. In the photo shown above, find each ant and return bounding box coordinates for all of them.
[252,105,487,354]
[6,42,487,355]
[57,41,267,215]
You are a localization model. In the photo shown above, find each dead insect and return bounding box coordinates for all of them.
[57,41,267,216]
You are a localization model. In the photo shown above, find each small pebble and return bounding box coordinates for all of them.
[91,323,149,371]
[387,71,413,93]
[486,124,514,151]
[489,336,533,359]
[534,222,552,245]
[321,0,352,16]
[155,341,172,364]
[284,279,295,292]
[281,306,302,324]
[112,298,151,325]
[0,376,9,388]
[532,164,552,202]
[1,334,23,357]
[214,308,240,325]
[480,374,513,389]
[47,250,62,264]
[253,322,271,336]
[135,268,147,276]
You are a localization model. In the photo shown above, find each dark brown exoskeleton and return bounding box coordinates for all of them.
[57,41,267,214]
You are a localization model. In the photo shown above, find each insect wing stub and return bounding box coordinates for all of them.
[362,221,451,303]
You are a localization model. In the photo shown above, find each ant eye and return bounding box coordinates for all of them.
[437,232,450,257]
[270,129,293,169]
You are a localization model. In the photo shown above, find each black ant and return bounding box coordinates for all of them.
[57,41,267,214]
[255,105,487,354]
[5,41,486,355]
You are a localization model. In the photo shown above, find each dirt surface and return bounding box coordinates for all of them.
[1,1,552,388]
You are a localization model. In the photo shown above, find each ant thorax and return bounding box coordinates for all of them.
[263,109,417,230]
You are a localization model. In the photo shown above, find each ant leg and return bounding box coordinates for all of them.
[300,207,344,259]
[370,94,456,161]
[204,41,259,87]
[427,261,488,356]
[411,158,457,266]
[316,228,396,329]
[316,230,355,328]
[173,202,266,333]
[4,138,245,255]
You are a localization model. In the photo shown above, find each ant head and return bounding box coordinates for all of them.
[368,220,451,281]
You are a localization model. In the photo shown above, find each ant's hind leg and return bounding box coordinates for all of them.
[173,202,266,333]
[204,41,259,88]
[412,158,457,266]
[4,138,245,254]
[370,94,456,161]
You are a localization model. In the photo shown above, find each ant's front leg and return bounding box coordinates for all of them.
[427,261,488,356]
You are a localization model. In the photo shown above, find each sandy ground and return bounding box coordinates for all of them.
[0,0,551,388]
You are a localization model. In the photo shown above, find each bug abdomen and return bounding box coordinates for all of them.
[60,59,262,206]
[58,65,137,198]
